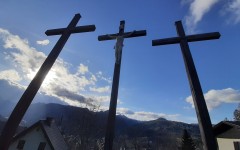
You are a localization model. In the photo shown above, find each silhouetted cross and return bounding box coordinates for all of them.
[98,20,146,150]
[152,21,220,150]
[0,13,95,150]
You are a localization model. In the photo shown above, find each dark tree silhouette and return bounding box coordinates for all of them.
[179,129,196,150]
[234,104,240,121]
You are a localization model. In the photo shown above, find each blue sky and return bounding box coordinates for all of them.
[0,0,240,124]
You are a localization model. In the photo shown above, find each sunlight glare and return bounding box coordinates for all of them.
[27,70,57,87]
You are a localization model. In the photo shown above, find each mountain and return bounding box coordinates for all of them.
[0,114,6,133]
[23,103,142,138]
[0,103,201,149]
[137,117,200,137]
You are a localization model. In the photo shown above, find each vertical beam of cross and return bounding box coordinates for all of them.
[98,21,146,150]
[152,21,220,150]
[0,14,95,150]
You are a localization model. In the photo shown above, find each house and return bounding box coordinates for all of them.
[213,121,240,150]
[9,117,68,150]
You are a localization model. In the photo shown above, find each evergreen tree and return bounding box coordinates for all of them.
[234,104,240,121]
[179,129,196,150]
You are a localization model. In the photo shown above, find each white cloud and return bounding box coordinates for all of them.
[181,0,193,6]
[97,71,112,84]
[186,88,240,110]
[77,63,89,75]
[91,95,110,103]
[117,107,180,121]
[184,0,240,33]
[0,69,22,82]
[0,28,46,75]
[36,39,50,46]
[90,74,97,82]
[89,86,110,93]
[225,0,240,24]
[0,28,111,108]
[0,79,68,110]
[184,0,220,33]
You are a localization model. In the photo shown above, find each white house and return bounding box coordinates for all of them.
[213,121,240,150]
[9,117,68,150]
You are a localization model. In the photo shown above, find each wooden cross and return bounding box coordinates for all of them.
[152,21,220,150]
[0,13,95,150]
[98,20,146,150]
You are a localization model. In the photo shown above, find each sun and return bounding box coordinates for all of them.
[42,70,57,87]
[27,70,57,87]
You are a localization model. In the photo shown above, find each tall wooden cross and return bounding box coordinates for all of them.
[0,13,96,150]
[152,21,220,150]
[98,20,146,150]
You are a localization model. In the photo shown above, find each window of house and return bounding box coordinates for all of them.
[38,142,47,150]
[234,141,240,150]
[16,140,25,150]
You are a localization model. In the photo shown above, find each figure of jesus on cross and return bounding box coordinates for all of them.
[98,20,146,150]
[114,35,124,64]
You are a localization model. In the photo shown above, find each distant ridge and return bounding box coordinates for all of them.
[0,102,201,149]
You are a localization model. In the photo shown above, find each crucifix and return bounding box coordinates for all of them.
[98,20,146,150]
[0,13,96,150]
[152,21,220,150]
